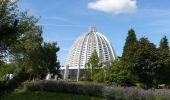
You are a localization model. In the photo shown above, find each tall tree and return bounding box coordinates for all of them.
[156,36,170,84]
[121,29,138,85]
[0,0,19,60]
[9,10,44,79]
[160,36,169,50]
[121,29,138,70]
[133,37,159,88]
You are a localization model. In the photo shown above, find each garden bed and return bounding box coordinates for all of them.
[25,80,170,100]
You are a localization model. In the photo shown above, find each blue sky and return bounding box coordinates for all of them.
[19,0,170,65]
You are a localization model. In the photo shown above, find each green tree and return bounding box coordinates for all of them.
[160,36,169,50]
[133,37,159,88]
[121,29,138,85]
[105,60,122,85]
[0,0,61,97]
[84,50,100,81]
[0,0,60,80]
[121,29,138,66]
[13,32,61,80]
[156,36,170,84]
[12,22,43,80]
[104,59,135,86]
[0,0,23,81]
[40,42,61,79]
[0,0,19,60]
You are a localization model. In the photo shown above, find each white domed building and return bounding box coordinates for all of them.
[62,26,116,81]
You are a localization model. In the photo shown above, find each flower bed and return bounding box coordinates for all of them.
[25,80,170,100]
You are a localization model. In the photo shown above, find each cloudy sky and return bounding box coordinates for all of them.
[19,0,170,65]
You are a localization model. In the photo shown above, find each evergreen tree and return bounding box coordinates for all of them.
[84,50,99,81]
[157,36,170,84]
[121,29,138,70]
[160,36,169,50]
[121,29,138,85]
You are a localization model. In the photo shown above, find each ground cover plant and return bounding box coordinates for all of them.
[25,80,170,100]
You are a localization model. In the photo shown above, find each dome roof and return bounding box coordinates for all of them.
[66,26,116,69]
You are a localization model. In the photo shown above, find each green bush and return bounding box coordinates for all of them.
[0,67,29,99]
[25,80,103,97]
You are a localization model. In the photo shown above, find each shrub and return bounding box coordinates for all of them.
[25,80,103,97]
[103,86,141,100]
[25,80,170,100]
[82,82,103,97]
[103,86,124,99]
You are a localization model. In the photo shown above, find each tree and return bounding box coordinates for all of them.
[12,33,61,80]
[121,29,138,66]
[121,29,138,85]
[0,0,61,97]
[10,12,44,79]
[103,59,136,86]
[84,50,100,81]
[0,0,23,81]
[0,0,19,60]
[0,0,61,81]
[133,37,159,88]
[40,42,61,79]
[156,36,170,84]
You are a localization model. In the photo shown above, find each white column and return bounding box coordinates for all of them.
[64,65,69,79]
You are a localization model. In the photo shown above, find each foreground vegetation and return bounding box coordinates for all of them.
[3,88,105,100]
[24,80,170,100]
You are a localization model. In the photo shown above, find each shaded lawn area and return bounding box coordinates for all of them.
[3,89,106,100]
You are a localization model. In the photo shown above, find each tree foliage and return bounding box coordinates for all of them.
[103,30,170,88]
[41,42,61,79]
[132,37,159,88]
[84,50,100,81]
[120,29,138,85]
[0,0,61,81]
[121,29,138,68]
[156,36,170,84]
[0,0,19,59]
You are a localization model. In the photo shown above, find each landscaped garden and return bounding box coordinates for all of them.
[1,0,170,100]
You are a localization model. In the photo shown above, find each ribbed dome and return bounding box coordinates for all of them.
[66,26,116,69]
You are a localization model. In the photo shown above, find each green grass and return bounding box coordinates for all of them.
[3,88,106,100]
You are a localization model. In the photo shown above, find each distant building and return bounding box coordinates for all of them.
[61,26,116,81]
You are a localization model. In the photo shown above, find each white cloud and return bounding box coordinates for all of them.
[87,0,137,14]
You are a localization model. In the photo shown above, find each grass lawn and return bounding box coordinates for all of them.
[2,88,106,100]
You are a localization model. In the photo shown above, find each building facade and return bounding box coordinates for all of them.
[61,26,116,81]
